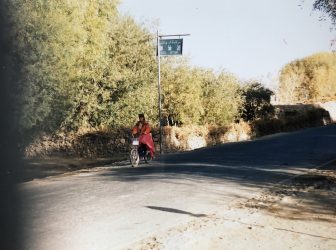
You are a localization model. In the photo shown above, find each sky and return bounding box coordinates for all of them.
[119,0,335,88]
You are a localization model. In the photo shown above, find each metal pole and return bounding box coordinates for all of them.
[156,32,190,155]
[157,30,162,155]
[159,34,191,38]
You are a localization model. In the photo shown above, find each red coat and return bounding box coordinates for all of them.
[139,133,155,157]
[132,121,155,157]
[132,121,151,135]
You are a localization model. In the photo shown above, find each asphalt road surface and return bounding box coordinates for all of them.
[18,125,336,249]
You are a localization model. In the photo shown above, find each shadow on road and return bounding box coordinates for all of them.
[19,155,129,182]
[100,125,336,223]
[146,206,207,218]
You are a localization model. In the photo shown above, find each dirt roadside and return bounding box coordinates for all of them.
[130,161,336,250]
[17,154,129,182]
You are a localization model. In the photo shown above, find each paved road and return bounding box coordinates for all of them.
[19,125,336,249]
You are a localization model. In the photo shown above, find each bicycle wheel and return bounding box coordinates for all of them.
[130,148,140,167]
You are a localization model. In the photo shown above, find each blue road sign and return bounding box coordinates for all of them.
[159,39,183,56]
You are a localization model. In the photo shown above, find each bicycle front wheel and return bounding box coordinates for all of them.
[130,148,140,167]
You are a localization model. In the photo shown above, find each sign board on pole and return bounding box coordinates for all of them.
[159,39,183,56]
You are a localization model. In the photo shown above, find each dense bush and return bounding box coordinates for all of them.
[3,0,266,144]
[241,82,274,121]
[251,107,331,137]
[5,0,157,134]
[160,59,204,125]
[278,52,336,103]
[160,59,243,126]
[201,71,243,126]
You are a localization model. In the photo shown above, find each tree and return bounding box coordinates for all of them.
[278,52,336,103]
[5,0,158,134]
[159,59,243,127]
[160,59,204,125]
[313,0,336,26]
[241,82,274,121]
[4,0,252,138]
[5,0,121,133]
[63,15,157,130]
[201,71,243,126]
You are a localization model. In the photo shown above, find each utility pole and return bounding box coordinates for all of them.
[157,30,162,155]
[156,31,190,155]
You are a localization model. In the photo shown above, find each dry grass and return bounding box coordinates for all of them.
[162,122,253,153]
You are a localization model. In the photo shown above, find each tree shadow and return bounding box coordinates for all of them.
[100,125,336,222]
[19,156,129,182]
[145,206,207,218]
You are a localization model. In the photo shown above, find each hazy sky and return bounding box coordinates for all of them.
[119,0,335,87]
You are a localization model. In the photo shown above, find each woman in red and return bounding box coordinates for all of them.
[132,114,155,159]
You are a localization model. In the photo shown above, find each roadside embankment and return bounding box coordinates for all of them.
[23,102,335,159]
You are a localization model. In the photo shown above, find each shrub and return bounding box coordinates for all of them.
[241,82,274,121]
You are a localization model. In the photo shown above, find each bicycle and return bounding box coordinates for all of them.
[130,137,151,167]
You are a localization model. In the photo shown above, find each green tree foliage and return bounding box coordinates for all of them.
[160,59,204,125]
[5,0,248,138]
[63,15,158,130]
[241,82,274,121]
[5,0,157,133]
[201,71,243,126]
[160,58,243,126]
[278,52,336,103]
